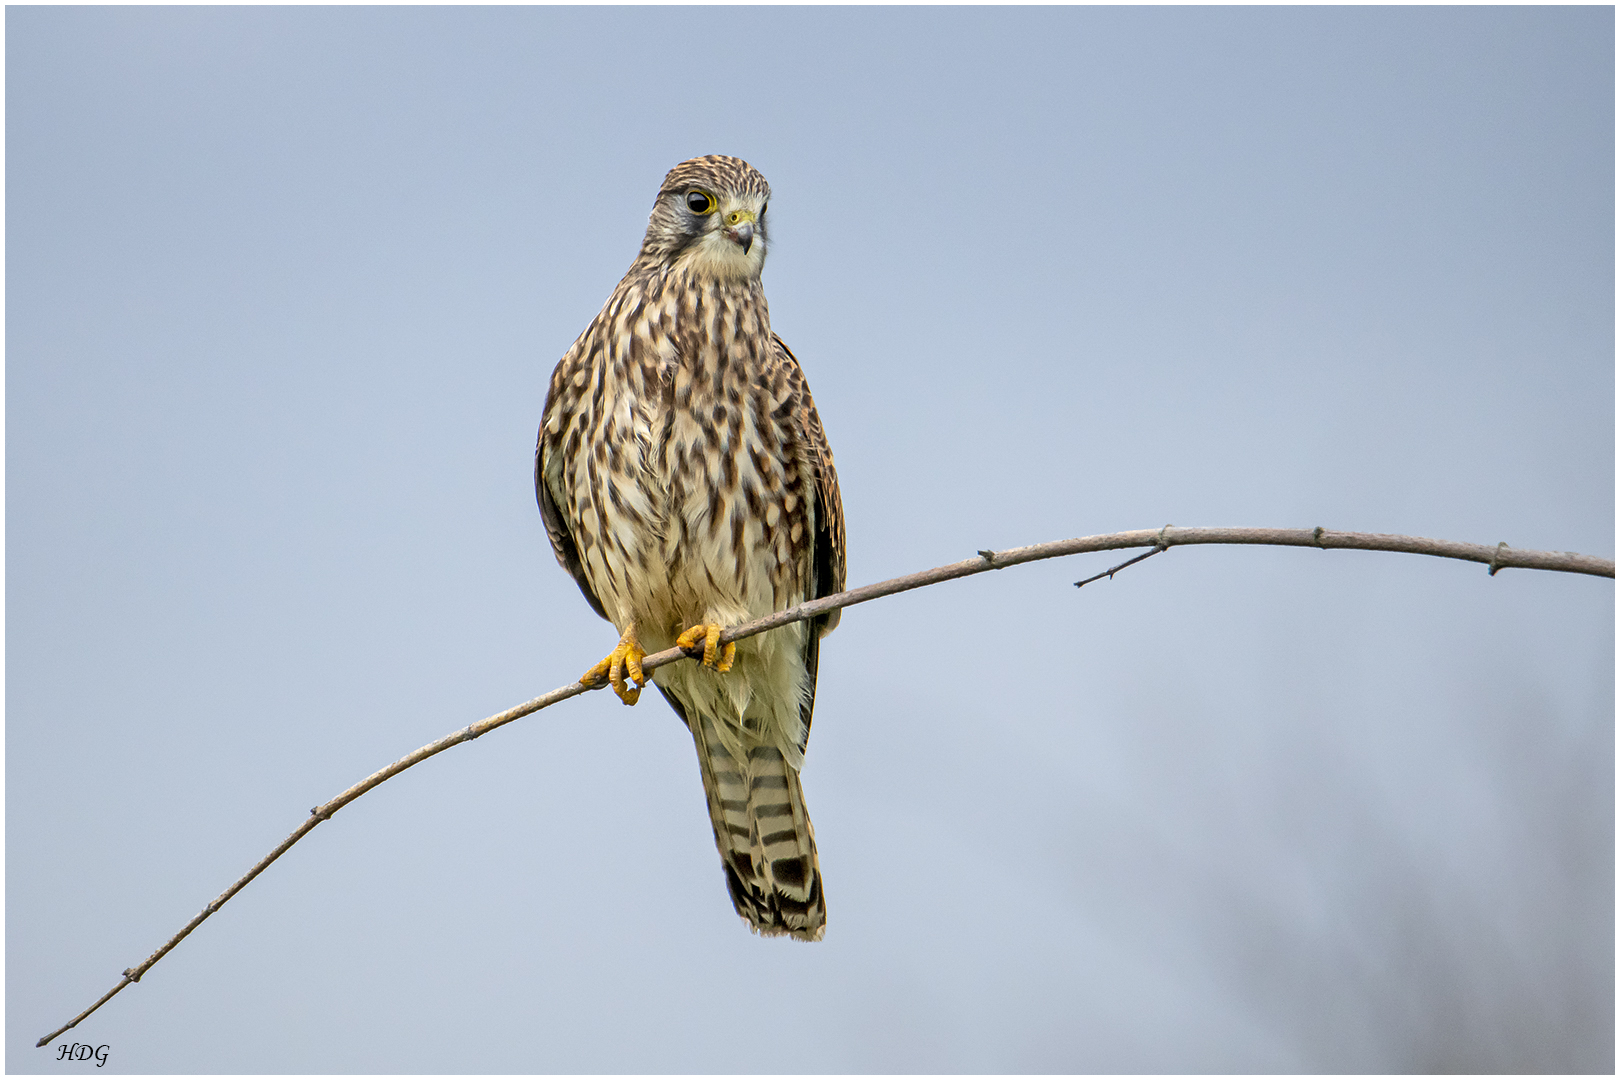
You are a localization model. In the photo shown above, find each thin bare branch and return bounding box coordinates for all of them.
[1073,545,1167,588]
[36,524,1613,1047]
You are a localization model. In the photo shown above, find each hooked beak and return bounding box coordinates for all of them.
[723,210,757,254]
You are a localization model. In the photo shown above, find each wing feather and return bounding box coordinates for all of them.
[770,334,845,752]
[536,346,610,622]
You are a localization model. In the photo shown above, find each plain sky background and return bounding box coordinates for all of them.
[8,6,1614,1073]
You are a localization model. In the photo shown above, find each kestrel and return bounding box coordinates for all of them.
[535,155,845,941]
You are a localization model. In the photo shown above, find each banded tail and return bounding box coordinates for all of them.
[659,688,825,940]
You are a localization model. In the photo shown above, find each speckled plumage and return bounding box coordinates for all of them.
[536,156,845,940]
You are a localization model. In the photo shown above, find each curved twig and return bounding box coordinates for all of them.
[35,525,1613,1047]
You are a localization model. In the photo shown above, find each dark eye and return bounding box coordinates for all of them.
[685,190,714,214]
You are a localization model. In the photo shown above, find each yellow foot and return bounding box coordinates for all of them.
[675,623,735,673]
[580,624,647,705]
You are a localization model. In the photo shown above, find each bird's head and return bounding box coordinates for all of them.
[639,155,771,281]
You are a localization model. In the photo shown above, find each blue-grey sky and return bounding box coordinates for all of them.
[8,6,1613,1073]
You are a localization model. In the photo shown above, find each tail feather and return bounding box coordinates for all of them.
[662,687,825,940]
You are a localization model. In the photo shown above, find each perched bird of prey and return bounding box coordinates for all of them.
[535,155,845,941]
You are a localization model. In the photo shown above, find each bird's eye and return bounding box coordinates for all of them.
[685,190,715,215]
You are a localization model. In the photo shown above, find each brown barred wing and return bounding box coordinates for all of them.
[535,334,609,622]
[771,334,845,637]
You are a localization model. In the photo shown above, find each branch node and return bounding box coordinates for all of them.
[977,548,996,564]
[1156,524,1175,551]
[310,805,333,822]
[1313,526,1327,548]
[121,968,141,983]
[1488,541,1509,576]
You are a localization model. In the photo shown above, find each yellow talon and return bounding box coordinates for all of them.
[581,624,647,705]
[676,623,735,673]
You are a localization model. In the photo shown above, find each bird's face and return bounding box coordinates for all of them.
[640,155,773,281]
[671,186,769,281]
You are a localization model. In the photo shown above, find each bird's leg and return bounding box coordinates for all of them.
[580,622,647,705]
[675,623,735,673]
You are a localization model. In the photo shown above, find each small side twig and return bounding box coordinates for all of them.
[1075,523,1175,587]
[36,524,1614,1047]
[1074,547,1164,588]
